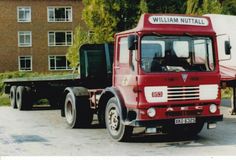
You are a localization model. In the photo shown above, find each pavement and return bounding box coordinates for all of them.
[0,103,236,156]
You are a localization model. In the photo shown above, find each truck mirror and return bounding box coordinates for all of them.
[128,35,138,50]
[225,41,231,55]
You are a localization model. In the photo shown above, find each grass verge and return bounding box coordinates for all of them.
[0,94,10,106]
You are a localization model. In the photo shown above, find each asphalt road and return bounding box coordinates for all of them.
[0,104,236,156]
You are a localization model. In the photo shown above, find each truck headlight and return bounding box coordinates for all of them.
[209,104,217,113]
[147,107,156,118]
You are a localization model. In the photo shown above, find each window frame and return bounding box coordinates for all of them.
[47,6,73,22]
[118,36,129,64]
[18,56,32,71]
[17,6,31,23]
[18,31,32,47]
[48,31,73,46]
[140,35,216,73]
[48,55,72,71]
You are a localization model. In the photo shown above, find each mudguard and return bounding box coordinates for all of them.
[61,87,89,117]
[64,87,89,97]
[99,87,127,123]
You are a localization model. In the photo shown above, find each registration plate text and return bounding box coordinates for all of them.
[175,118,196,124]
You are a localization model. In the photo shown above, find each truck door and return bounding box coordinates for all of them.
[114,36,138,108]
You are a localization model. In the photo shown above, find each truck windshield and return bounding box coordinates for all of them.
[141,35,215,72]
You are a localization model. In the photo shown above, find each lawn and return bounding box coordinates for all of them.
[0,94,10,106]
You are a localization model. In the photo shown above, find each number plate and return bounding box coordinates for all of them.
[175,118,196,125]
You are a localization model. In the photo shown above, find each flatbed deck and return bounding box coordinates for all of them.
[4,74,80,83]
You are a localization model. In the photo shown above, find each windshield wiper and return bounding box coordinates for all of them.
[152,32,162,36]
[184,32,193,37]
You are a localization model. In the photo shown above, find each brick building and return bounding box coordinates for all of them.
[0,0,84,72]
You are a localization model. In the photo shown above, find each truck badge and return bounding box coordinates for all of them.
[181,74,188,82]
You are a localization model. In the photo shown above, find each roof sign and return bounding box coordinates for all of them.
[148,16,209,26]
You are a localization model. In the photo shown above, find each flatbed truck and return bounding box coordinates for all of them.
[4,14,227,141]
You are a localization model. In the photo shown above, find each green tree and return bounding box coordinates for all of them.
[82,0,120,43]
[222,0,236,15]
[82,0,141,40]
[139,0,148,14]
[82,0,187,43]
[66,26,90,69]
[198,0,223,14]
[186,0,199,14]
[186,0,223,15]
[146,0,186,14]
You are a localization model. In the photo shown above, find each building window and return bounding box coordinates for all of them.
[48,7,72,22]
[19,56,32,71]
[49,55,72,70]
[18,31,32,47]
[48,31,72,46]
[17,7,31,22]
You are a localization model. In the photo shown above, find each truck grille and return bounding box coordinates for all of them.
[168,86,199,101]
[166,110,202,117]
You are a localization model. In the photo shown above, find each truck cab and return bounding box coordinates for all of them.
[102,14,222,141]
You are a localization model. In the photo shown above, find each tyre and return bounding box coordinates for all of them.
[105,97,133,142]
[64,92,93,128]
[16,86,33,111]
[97,107,106,127]
[10,86,17,109]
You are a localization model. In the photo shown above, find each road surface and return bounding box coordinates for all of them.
[0,104,236,156]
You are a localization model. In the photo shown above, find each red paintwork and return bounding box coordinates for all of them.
[113,14,221,121]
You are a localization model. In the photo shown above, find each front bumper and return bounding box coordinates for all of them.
[127,114,223,127]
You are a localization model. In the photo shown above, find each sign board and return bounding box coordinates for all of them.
[148,15,209,26]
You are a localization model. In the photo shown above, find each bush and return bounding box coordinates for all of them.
[0,94,10,106]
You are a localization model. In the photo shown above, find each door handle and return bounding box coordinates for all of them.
[115,66,120,69]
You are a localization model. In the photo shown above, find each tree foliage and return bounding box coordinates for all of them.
[82,0,120,43]
[66,26,91,69]
[82,0,187,43]
[82,0,142,42]
[139,0,148,14]
[146,0,186,14]
[222,0,236,15]
[186,0,223,15]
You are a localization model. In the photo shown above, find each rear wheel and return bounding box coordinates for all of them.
[64,92,93,128]
[10,86,17,109]
[105,97,133,142]
[16,86,33,111]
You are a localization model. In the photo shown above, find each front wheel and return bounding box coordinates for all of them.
[105,97,133,142]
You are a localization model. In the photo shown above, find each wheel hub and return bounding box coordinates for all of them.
[65,100,73,124]
[108,108,120,131]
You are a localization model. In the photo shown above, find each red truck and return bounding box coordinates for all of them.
[4,14,228,141]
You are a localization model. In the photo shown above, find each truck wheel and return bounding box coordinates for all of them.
[16,86,33,111]
[64,92,93,128]
[10,86,17,109]
[105,97,133,142]
[97,108,105,127]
